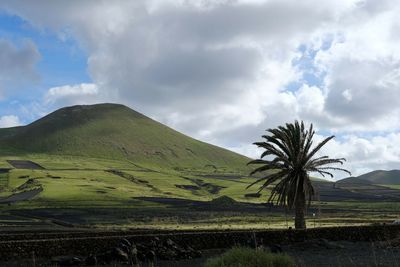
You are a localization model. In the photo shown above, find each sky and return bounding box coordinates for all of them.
[0,0,399,179]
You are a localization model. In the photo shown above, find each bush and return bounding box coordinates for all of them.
[204,247,294,267]
[210,195,238,207]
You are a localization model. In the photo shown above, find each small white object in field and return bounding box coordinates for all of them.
[392,219,400,225]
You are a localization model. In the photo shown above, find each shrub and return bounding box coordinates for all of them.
[211,195,238,207]
[204,247,294,267]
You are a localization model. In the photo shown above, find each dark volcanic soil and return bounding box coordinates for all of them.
[6,160,45,169]
[285,241,400,267]
[1,242,399,267]
[0,188,43,204]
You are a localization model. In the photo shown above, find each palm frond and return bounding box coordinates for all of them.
[248,120,350,213]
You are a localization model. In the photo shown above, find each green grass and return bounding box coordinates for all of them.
[0,104,398,230]
[323,200,400,211]
[0,104,251,173]
[356,170,400,185]
[381,184,400,189]
[205,247,294,267]
[0,153,398,231]
[0,154,398,230]
[0,172,8,193]
[0,155,259,208]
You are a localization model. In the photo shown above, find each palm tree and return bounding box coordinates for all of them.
[248,121,350,229]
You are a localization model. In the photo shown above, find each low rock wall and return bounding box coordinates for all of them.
[0,224,399,260]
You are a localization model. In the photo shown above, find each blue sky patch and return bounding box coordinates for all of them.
[0,12,90,123]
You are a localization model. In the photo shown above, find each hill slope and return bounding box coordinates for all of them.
[356,170,400,185]
[0,103,249,171]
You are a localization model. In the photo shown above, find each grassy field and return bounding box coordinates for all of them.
[381,184,400,189]
[0,104,398,231]
[0,154,265,207]
[0,154,398,231]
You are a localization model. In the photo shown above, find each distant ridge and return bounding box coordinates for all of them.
[0,103,249,170]
[339,170,400,185]
[356,170,400,184]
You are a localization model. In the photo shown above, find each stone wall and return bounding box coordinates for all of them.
[0,224,399,260]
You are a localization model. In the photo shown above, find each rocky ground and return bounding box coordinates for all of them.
[2,240,400,267]
[1,235,400,266]
[285,239,400,267]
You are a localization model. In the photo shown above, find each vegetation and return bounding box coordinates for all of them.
[205,247,294,267]
[0,105,398,230]
[0,154,398,230]
[0,156,263,204]
[354,170,400,185]
[0,103,250,172]
[248,121,350,229]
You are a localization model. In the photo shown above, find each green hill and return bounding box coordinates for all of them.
[336,177,374,185]
[2,103,398,230]
[0,103,264,217]
[0,103,249,171]
[352,170,400,185]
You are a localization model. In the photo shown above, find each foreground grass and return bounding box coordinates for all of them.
[205,247,294,267]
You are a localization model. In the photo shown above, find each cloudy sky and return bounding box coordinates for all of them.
[0,0,399,179]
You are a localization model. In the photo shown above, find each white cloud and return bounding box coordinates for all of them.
[341,89,352,102]
[1,0,400,177]
[0,1,351,113]
[0,39,40,96]
[45,83,97,102]
[296,84,325,117]
[44,83,109,108]
[313,1,400,131]
[315,133,400,179]
[0,115,21,128]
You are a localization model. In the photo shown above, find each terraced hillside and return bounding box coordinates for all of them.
[0,158,263,207]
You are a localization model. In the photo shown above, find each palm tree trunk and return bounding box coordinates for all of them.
[294,192,306,229]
